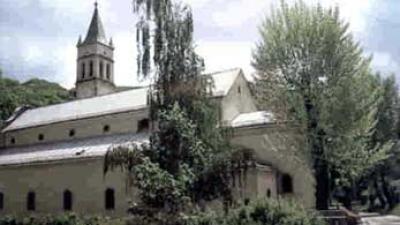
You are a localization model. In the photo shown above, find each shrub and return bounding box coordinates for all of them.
[0,214,124,225]
[183,198,326,225]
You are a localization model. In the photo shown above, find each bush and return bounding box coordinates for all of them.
[0,214,125,225]
[184,198,326,225]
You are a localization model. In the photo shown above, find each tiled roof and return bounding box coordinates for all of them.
[0,133,149,166]
[82,4,107,45]
[2,69,242,132]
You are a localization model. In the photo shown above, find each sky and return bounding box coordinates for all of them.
[0,0,399,88]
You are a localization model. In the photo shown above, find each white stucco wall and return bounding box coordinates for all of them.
[231,126,315,208]
[220,73,257,124]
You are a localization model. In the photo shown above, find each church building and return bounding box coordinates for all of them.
[0,3,314,216]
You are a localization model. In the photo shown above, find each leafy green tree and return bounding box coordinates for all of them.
[359,74,400,210]
[104,1,252,224]
[252,0,390,209]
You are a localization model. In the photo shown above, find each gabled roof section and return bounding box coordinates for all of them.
[207,68,242,97]
[3,88,149,132]
[2,69,245,132]
[83,3,107,45]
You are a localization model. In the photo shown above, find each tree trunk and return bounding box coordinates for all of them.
[304,97,330,210]
[315,157,330,210]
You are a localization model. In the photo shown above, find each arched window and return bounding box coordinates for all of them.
[0,192,4,210]
[27,191,35,211]
[81,63,86,78]
[99,61,104,78]
[105,188,115,210]
[281,174,293,194]
[266,189,271,198]
[106,64,110,79]
[89,61,93,77]
[63,190,72,211]
[69,129,75,137]
[137,119,150,132]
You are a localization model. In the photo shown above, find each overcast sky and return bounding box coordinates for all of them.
[0,0,399,88]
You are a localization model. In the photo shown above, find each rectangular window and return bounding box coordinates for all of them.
[27,192,35,211]
[0,192,4,210]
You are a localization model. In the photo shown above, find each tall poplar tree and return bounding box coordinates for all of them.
[252,1,390,209]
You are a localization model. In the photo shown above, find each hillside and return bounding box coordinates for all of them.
[0,77,72,122]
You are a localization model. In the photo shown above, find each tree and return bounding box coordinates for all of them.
[359,74,400,210]
[104,1,253,224]
[252,0,389,210]
[0,76,72,122]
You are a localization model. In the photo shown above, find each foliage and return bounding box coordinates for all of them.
[0,214,124,225]
[105,104,253,222]
[184,198,325,225]
[358,74,400,211]
[252,0,390,209]
[104,1,256,224]
[0,76,72,121]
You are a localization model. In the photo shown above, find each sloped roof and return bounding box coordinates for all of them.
[209,68,242,97]
[231,111,274,127]
[83,4,108,45]
[0,133,148,166]
[3,88,149,132]
[2,69,242,132]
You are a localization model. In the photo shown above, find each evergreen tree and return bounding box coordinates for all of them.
[252,0,390,210]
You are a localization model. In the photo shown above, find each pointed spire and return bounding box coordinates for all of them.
[83,1,107,45]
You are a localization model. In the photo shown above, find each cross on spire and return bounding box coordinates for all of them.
[94,1,98,8]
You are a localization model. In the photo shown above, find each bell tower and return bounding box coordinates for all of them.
[75,2,115,99]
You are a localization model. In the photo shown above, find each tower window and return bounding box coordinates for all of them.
[69,129,75,137]
[100,61,104,78]
[105,188,115,210]
[281,174,293,194]
[89,61,93,77]
[0,192,4,210]
[137,119,150,132]
[106,64,110,79]
[27,191,35,211]
[81,63,86,78]
[103,125,110,133]
[38,134,44,141]
[63,190,73,211]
